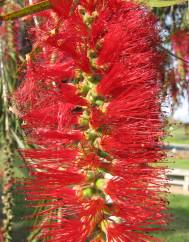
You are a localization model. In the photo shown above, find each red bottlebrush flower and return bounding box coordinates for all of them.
[171,30,189,72]
[168,30,189,105]
[171,30,189,85]
[49,0,75,18]
[14,1,167,241]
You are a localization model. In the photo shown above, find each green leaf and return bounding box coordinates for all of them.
[11,129,25,149]
[136,0,187,7]
[0,0,51,21]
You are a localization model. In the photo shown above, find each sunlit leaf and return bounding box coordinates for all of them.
[11,129,25,149]
[136,0,187,7]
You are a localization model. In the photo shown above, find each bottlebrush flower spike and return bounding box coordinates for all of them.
[171,30,189,78]
[171,30,189,85]
[168,30,189,105]
[14,0,168,241]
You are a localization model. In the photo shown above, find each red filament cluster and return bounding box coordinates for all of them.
[14,1,167,241]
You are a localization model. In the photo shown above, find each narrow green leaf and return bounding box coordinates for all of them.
[11,129,25,149]
[0,0,51,21]
[136,0,187,7]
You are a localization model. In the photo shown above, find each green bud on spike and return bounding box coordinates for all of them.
[83,187,94,197]
[95,178,106,191]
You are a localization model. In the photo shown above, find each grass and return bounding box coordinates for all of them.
[164,122,189,170]
[165,124,189,145]
[153,194,189,241]
[157,124,189,241]
[167,158,189,170]
[155,158,189,170]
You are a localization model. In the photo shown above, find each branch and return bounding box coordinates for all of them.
[161,45,189,64]
[0,0,52,21]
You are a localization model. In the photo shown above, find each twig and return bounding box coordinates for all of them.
[160,45,189,64]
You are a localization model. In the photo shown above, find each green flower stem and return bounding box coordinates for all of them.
[0,0,52,21]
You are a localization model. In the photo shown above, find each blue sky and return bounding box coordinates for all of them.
[164,91,189,123]
[173,96,189,123]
